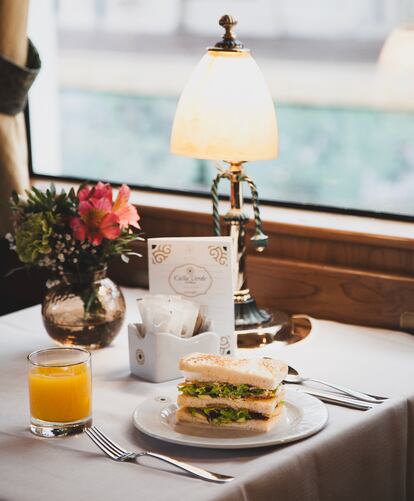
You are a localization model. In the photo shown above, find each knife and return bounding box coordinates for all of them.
[286,386,375,410]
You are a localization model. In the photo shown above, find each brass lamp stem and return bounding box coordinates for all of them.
[210,161,295,343]
[211,162,271,329]
[211,160,274,330]
[226,162,249,297]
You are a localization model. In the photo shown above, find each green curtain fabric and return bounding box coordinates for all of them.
[0,0,40,236]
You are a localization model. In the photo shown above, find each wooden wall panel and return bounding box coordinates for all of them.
[260,230,414,276]
[247,256,414,330]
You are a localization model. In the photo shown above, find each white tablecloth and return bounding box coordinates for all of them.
[1,287,414,501]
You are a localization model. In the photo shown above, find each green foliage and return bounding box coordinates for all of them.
[14,213,54,263]
[10,184,76,217]
[188,407,261,424]
[179,382,276,399]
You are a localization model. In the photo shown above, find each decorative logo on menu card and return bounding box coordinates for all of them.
[151,244,172,264]
[168,264,213,297]
[208,245,228,266]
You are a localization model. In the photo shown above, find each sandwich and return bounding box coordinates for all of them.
[176,353,287,432]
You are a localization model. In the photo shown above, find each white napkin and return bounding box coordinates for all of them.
[137,294,200,338]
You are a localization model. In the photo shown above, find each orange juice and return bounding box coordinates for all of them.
[29,362,92,423]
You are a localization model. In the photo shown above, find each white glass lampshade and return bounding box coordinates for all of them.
[170,50,278,163]
[379,24,414,71]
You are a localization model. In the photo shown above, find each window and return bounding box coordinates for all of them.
[29,0,414,218]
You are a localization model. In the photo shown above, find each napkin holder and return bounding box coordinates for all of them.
[128,322,220,383]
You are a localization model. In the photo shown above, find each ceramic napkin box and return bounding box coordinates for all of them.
[128,322,220,383]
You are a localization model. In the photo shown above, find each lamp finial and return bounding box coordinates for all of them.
[214,14,245,51]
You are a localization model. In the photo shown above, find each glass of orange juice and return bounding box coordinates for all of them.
[28,347,92,437]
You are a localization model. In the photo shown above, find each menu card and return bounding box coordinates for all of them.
[148,236,236,356]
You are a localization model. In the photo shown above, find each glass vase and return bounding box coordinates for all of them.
[42,268,125,349]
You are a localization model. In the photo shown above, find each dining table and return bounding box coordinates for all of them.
[1,286,414,501]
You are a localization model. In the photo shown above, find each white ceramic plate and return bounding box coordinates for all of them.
[132,389,328,449]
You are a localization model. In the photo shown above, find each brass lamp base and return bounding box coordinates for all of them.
[234,292,286,347]
[234,290,310,348]
[236,307,311,349]
[234,289,271,327]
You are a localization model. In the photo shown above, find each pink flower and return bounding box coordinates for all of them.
[70,182,139,245]
[71,211,120,246]
[78,182,112,204]
[70,217,87,242]
[112,185,140,229]
[78,182,113,214]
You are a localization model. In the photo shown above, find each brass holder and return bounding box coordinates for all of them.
[237,315,312,349]
[211,162,296,347]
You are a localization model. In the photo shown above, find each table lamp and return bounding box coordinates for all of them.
[171,15,285,341]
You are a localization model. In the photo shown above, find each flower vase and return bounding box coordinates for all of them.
[42,268,125,349]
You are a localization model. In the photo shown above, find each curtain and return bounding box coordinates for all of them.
[0,0,40,235]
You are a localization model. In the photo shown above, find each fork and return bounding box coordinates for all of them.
[85,425,234,483]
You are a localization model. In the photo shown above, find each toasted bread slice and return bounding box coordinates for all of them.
[177,389,284,416]
[176,404,284,432]
[179,353,287,390]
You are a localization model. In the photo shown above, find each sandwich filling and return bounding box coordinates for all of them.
[178,381,279,399]
[188,406,269,424]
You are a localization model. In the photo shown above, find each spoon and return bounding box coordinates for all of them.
[285,366,387,404]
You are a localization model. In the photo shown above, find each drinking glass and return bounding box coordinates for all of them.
[28,347,92,437]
